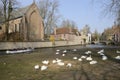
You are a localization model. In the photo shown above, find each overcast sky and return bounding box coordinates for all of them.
[19,0,115,33]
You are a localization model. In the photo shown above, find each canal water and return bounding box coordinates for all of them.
[0,44,120,55]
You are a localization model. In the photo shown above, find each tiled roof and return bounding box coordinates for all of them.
[56,27,81,35]
[56,27,70,34]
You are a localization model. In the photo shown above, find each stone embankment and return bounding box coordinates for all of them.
[0,41,82,50]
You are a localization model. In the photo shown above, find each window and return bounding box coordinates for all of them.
[15,24,17,32]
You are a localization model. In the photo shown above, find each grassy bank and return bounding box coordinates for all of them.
[0,47,120,80]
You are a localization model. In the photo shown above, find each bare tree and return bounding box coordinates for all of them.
[37,0,60,37]
[80,25,91,35]
[0,0,19,41]
[93,0,120,24]
[61,19,78,29]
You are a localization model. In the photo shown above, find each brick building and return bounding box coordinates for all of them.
[0,2,44,41]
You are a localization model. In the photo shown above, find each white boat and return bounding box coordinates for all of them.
[6,48,34,54]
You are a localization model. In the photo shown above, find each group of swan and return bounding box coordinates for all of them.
[34,49,120,71]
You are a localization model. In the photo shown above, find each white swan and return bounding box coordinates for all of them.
[42,60,49,65]
[81,55,87,59]
[66,63,72,67]
[56,52,59,54]
[102,56,107,60]
[115,56,120,60]
[52,60,57,64]
[78,58,82,61]
[57,62,65,66]
[56,49,60,52]
[34,65,39,70]
[63,50,67,53]
[98,49,104,54]
[73,49,77,52]
[86,55,92,61]
[41,65,48,71]
[73,57,77,60]
[116,50,120,54]
[62,54,65,56]
[85,51,92,54]
[56,58,62,63]
[90,60,97,64]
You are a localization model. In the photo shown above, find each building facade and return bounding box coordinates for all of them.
[0,2,44,41]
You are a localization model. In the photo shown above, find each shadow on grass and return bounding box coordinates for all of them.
[72,65,91,80]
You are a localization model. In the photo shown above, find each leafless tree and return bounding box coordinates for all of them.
[80,25,91,35]
[93,0,120,24]
[37,0,60,37]
[0,0,19,41]
[61,19,78,29]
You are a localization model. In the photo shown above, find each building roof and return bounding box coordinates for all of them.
[0,2,35,23]
[56,27,81,36]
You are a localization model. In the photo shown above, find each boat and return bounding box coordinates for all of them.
[6,47,34,54]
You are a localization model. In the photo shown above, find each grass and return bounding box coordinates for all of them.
[0,46,120,80]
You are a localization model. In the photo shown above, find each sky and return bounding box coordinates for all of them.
[19,0,115,33]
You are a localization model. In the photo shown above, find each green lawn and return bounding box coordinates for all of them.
[0,47,120,80]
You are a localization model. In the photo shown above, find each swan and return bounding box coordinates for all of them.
[86,55,92,61]
[66,63,72,67]
[90,60,97,64]
[116,50,120,54]
[63,50,67,53]
[41,65,48,71]
[81,55,87,59]
[52,60,57,64]
[56,58,62,63]
[42,60,49,65]
[62,54,65,56]
[115,56,120,60]
[78,58,82,61]
[57,62,65,66]
[99,53,105,56]
[102,55,107,60]
[56,52,59,54]
[73,57,77,60]
[85,51,92,54]
[34,65,39,70]
[98,49,104,54]
[56,49,60,52]
[73,49,77,52]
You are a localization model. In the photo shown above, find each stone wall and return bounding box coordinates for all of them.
[0,41,82,50]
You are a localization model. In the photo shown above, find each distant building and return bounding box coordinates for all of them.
[112,25,120,42]
[0,2,44,41]
[53,27,81,41]
[53,27,92,44]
